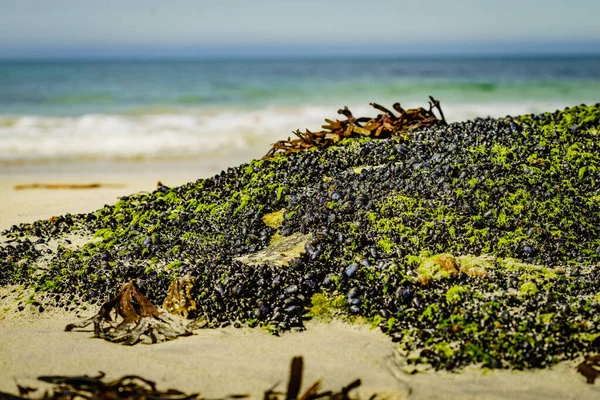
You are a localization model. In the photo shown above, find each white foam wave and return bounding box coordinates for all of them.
[0,101,575,164]
[442,101,573,122]
[0,107,329,163]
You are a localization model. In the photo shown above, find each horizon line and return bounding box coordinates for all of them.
[3,51,600,63]
[2,40,600,61]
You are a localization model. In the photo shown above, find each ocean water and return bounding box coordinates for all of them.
[0,56,599,164]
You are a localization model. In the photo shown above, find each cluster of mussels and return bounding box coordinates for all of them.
[2,103,600,371]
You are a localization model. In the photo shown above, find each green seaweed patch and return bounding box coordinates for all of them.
[408,253,558,286]
[434,342,456,358]
[457,255,493,278]
[166,260,182,273]
[243,159,266,175]
[420,303,439,322]
[307,292,347,322]
[377,236,395,254]
[497,258,557,281]
[445,285,470,304]
[412,254,459,285]
[519,281,538,296]
[262,209,285,229]
[93,227,114,241]
[536,313,554,325]
[335,136,374,148]
[575,332,600,343]
[261,322,281,336]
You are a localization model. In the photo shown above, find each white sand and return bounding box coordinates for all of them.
[0,160,224,231]
[0,313,404,398]
[1,310,598,399]
[1,161,599,399]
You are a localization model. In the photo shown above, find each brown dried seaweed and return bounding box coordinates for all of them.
[65,280,192,345]
[286,357,303,400]
[577,354,600,384]
[162,275,197,319]
[263,96,446,159]
[0,357,364,400]
[14,183,125,190]
[264,356,361,400]
[0,371,201,400]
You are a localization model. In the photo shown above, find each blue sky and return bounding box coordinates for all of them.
[1,0,599,58]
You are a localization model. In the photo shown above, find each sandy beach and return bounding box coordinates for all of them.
[1,300,598,399]
[1,160,599,399]
[1,3,600,397]
[0,159,234,232]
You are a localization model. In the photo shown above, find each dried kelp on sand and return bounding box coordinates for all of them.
[0,356,363,399]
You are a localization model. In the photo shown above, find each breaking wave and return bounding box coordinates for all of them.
[0,101,583,164]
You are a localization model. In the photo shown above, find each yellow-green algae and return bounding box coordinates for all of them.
[261,209,285,229]
[445,285,470,304]
[406,253,553,286]
[519,281,538,296]
[307,292,347,322]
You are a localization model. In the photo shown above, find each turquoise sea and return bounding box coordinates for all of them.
[0,56,599,164]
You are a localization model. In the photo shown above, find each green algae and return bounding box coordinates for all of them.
[415,254,458,284]
[496,258,557,281]
[519,281,539,296]
[262,209,285,229]
[457,255,493,277]
[376,236,394,254]
[420,303,439,321]
[166,260,183,273]
[576,332,600,342]
[434,342,456,358]
[536,313,554,325]
[445,285,470,304]
[307,293,347,322]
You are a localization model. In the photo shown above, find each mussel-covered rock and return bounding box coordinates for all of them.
[2,102,600,370]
